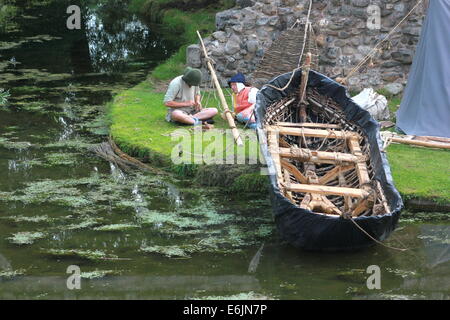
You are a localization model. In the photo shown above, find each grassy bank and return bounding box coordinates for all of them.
[386,144,450,205]
[109,79,265,191]
[109,0,269,193]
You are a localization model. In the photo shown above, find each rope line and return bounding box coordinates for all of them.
[349,218,409,252]
[344,0,424,81]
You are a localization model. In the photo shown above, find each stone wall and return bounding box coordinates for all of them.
[187,0,428,92]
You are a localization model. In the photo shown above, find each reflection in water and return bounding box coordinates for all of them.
[84,5,170,73]
[420,225,450,269]
[0,253,12,271]
[57,116,74,141]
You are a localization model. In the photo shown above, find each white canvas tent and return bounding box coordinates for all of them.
[396,0,450,138]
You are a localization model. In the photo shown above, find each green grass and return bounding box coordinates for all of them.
[387,144,450,204]
[109,80,260,169]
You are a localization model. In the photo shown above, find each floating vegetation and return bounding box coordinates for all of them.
[0,269,26,280]
[94,224,139,232]
[336,269,367,283]
[0,137,34,151]
[0,215,53,224]
[19,101,48,113]
[7,232,47,245]
[80,270,121,279]
[63,217,103,231]
[44,153,80,166]
[140,245,198,259]
[42,138,97,151]
[400,211,450,223]
[41,249,119,261]
[192,292,274,300]
[386,268,419,279]
[0,167,273,256]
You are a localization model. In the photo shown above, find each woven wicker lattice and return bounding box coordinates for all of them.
[263,89,390,218]
[252,24,319,88]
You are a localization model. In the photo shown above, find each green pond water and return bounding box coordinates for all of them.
[0,1,449,300]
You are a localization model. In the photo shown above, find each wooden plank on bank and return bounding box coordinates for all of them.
[390,137,450,150]
[286,184,369,198]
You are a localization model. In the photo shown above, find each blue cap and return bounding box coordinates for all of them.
[228,73,246,87]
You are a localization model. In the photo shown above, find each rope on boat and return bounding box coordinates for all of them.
[349,218,409,252]
[343,0,424,82]
[296,0,313,69]
[264,0,424,89]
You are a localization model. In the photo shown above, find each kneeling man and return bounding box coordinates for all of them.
[164,67,217,127]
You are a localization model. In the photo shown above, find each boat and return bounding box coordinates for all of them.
[255,64,404,252]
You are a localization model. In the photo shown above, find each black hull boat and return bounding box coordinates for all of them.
[255,69,403,252]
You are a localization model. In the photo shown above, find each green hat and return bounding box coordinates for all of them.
[182,67,202,86]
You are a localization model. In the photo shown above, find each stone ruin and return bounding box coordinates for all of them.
[187,0,428,93]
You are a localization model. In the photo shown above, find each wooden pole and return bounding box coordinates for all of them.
[196,31,243,146]
[286,184,369,198]
[298,53,312,122]
[390,137,450,150]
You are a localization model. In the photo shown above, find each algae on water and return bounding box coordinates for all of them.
[0,215,53,224]
[0,269,26,280]
[7,232,47,245]
[192,292,274,300]
[94,224,139,232]
[140,245,198,258]
[80,270,121,279]
[41,249,119,261]
[0,137,34,151]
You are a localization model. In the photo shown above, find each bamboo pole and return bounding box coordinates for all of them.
[298,53,312,123]
[197,31,243,146]
[390,137,450,150]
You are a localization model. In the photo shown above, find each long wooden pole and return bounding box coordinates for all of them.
[390,137,450,150]
[196,31,243,146]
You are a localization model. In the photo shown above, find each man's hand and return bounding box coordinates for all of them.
[194,101,202,113]
[186,100,195,107]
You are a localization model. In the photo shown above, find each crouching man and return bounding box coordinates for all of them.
[164,67,217,128]
[228,73,259,130]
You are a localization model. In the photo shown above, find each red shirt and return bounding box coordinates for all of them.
[235,87,254,114]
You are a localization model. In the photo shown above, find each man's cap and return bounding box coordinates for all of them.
[182,67,202,86]
[228,73,246,87]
